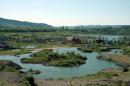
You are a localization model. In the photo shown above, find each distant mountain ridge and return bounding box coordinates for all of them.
[0,18,52,27]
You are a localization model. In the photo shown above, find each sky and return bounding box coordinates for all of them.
[0,0,130,26]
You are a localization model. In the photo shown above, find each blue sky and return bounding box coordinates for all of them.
[0,0,130,26]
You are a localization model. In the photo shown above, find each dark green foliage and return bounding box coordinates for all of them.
[0,18,52,28]
[0,25,55,32]
[19,76,36,86]
[28,69,41,75]
[104,72,118,78]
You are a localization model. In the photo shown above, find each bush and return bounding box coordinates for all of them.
[19,76,36,86]
[105,72,117,78]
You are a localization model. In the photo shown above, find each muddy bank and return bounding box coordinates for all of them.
[97,54,130,67]
[0,60,22,71]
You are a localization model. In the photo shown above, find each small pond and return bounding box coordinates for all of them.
[0,48,119,79]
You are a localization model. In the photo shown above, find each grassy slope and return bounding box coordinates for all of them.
[0,60,22,72]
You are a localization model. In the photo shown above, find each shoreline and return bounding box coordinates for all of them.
[97,54,130,67]
[34,67,130,86]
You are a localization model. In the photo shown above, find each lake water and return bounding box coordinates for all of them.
[0,48,119,79]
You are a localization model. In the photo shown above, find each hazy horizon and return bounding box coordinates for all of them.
[0,0,130,26]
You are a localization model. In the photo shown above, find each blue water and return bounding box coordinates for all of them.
[0,48,119,79]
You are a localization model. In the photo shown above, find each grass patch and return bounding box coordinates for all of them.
[21,50,87,67]
[0,49,30,55]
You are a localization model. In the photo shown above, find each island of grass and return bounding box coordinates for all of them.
[78,43,112,53]
[21,50,87,67]
[78,47,112,53]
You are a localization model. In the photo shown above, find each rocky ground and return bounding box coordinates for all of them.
[0,72,20,86]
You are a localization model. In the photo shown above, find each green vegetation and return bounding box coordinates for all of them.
[0,49,30,55]
[104,72,118,78]
[1,19,130,86]
[0,60,21,72]
[19,75,36,86]
[0,60,37,86]
[123,47,130,56]
[1,24,130,51]
[0,25,54,32]
[21,50,87,67]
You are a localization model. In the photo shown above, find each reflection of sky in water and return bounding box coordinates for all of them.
[0,48,119,79]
